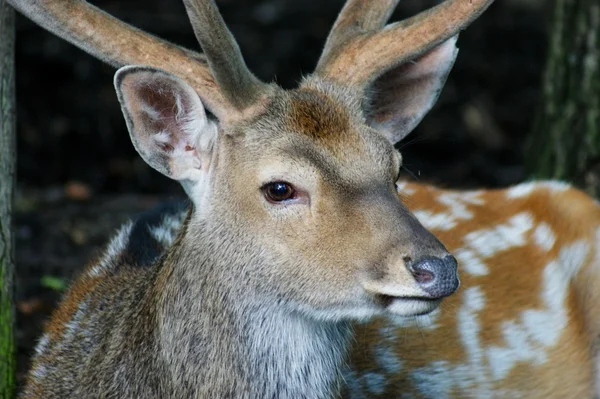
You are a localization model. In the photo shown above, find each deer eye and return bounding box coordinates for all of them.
[262,182,296,203]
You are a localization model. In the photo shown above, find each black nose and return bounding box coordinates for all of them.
[409,255,459,298]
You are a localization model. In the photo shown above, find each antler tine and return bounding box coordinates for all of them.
[317,0,400,72]
[182,0,267,110]
[7,0,236,119]
[315,0,495,87]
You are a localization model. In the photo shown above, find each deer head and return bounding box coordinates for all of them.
[14,0,497,397]
[113,0,494,319]
[10,0,493,320]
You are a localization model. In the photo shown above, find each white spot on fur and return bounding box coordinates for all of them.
[34,334,50,356]
[413,210,457,230]
[506,181,570,199]
[411,361,467,398]
[409,289,491,398]
[464,212,533,258]
[540,181,570,192]
[63,300,89,341]
[487,240,588,380]
[373,345,404,374]
[414,192,483,231]
[533,222,556,252]
[454,212,534,276]
[149,213,185,247]
[410,238,587,394]
[438,192,483,219]
[506,183,536,198]
[363,371,386,395]
[455,249,488,276]
[88,222,133,276]
[457,287,492,395]
[396,181,416,195]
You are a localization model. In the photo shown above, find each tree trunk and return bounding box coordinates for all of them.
[528,0,600,195]
[0,0,15,397]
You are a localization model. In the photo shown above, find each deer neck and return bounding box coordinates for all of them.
[155,215,353,398]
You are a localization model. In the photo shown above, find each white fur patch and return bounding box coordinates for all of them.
[373,344,404,374]
[506,181,570,199]
[464,212,533,258]
[414,191,483,231]
[407,288,489,397]
[363,371,387,395]
[34,333,50,356]
[152,130,171,145]
[411,360,470,398]
[88,222,133,276]
[63,300,89,340]
[140,101,163,121]
[408,239,587,394]
[533,222,556,252]
[413,210,456,231]
[457,287,492,395]
[505,183,536,198]
[395,181,416,195]
[487,240,588,380]
[455,248,489,276]
[540,181,571,192]
[149,213,184,247]
[455,212,534,276]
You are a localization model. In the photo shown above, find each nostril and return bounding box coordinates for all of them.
[409,257,439,285]
[411,268,434,284]
[410,255,459,299]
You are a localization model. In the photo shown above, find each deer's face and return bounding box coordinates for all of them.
[114,37,462,321]
[185,86,456,320]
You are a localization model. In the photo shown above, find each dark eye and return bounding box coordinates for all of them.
[262,182,296,203]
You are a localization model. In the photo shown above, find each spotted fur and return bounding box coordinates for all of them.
[347,180,600,398]
[25,180,600,398]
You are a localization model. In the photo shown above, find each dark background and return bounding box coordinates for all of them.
[13,0,549,387]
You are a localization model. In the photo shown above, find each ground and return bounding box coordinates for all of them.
[13,0,549,389]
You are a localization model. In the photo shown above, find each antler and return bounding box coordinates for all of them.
[315,0,495,86]
[8,0,266,118]
[181,0,267,109]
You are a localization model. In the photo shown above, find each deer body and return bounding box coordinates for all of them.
[347,181,600,398]
[25,208,353,398]
[20,59,469,395]
[28,180,600,398]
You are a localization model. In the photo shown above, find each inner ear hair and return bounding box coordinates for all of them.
[114,66,216,183]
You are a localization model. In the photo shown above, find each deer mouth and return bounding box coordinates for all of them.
[376,295,442,316]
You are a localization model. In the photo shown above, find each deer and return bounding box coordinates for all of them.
[12,0,600,398]
[11,0,496,397]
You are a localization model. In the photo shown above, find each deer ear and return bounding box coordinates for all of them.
[114,66,217,186]
[365,36,458,145]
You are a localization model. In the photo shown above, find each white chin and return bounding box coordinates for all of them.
[386,298,441,317]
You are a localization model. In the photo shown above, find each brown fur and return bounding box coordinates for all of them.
[288,89,351,141]
[27,179,600,398]
[20,0,588,398]
[345,181,600,398]
[20,71,458,397]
